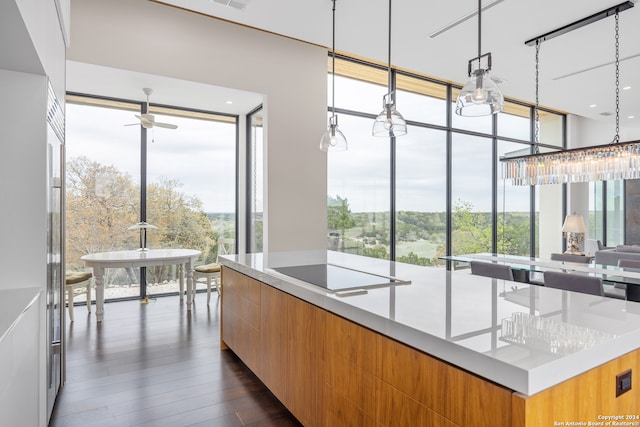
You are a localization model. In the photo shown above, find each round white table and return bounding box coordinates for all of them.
[81,249,201,322]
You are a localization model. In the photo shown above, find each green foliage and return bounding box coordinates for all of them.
[328,195,356,232]
[396,251,433,266]
[330,196,533,268]
[66,156,217,284]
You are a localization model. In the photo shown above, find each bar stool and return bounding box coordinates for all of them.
[192,237,235,304]
[65,271,93,322]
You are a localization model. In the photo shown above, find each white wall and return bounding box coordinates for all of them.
[14,0,67,102]
[568,114,640,148]
[0,1,66,425]
[0,71,48,288]
[67,0,329,253]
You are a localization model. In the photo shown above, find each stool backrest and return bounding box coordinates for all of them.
[217,237,236,258]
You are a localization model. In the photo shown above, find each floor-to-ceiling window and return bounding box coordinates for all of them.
[66,95,238,301]
[247,106,264,253]
[326,55,565,265]
[497,103,535,256]
[327,60,391,258]
[395,75,447,266]
[451,134,493,256]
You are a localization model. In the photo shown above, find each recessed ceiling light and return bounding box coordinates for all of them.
[623,86,632,90]
[589,104,597,108]
[226,100,233,104]
[628,115,635,119]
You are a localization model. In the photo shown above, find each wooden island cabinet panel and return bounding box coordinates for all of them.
[222,267,512,426]
[221,266,640,426]
[512,348,640,427]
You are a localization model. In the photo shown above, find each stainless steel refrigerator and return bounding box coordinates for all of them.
[46,81,64,418]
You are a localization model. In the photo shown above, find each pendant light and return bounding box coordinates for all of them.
[372,0,407,137]
[320,0,348,152]
[501,2,639,186]
[455,0,504,117]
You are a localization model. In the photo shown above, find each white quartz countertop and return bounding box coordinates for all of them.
[0,287,41,343]
[219,251,640,396]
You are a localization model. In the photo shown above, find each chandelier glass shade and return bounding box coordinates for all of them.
[501,3,635,186]
[501,140,640,186]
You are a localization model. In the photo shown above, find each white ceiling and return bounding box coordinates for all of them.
[68,0,640,127]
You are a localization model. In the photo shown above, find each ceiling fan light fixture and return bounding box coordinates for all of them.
[125,88,178,130]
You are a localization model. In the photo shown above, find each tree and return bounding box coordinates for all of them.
[66,156,215,285]
[327,195,356,251]
[434,200,492,260]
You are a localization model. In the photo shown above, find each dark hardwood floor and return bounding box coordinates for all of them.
[50,294,301,427]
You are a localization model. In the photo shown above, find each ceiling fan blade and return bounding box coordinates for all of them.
[154,122,178,129]
[124,123,140,127]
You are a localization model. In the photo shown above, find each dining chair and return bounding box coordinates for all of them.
[550,253,592,264]
[470,261,514,281]
[542,271,604,296]
[584,239,604,256]
[616,259,640,302]
[193,237,236,304]
[65,271,93,322]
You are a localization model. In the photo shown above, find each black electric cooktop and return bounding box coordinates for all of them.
[272,263,409,292]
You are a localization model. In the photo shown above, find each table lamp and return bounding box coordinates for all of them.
[128,221,158,251]
[562,213,586,255]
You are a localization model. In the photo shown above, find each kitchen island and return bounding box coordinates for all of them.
[219,251,640,426]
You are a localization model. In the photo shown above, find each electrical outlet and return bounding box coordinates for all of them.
[616,369,632,397]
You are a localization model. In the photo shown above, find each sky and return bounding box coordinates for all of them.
[67,74,545,216]
[66,103,236,213]
[328,75,536,213]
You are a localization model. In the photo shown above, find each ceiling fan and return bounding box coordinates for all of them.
[125,88,178,129]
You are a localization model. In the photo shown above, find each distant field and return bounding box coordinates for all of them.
[396,240,440,258]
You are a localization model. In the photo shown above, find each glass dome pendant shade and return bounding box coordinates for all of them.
[372,0,407,138]
[320,0,347,152]
[372,93,407,137]
[455,68,504,117]
[320,114,348,151]
[455,0,504,117]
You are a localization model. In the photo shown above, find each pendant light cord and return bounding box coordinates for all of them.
[477,0,482,63]
[534,39,540,154]
[613,11,620,143]
[331,0,337,117]
[387,0,392,96]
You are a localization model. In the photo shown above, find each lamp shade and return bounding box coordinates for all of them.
[320,115,348,152]
[562,214,586,233]
[455,69,504,117]
[372,101,407,137]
